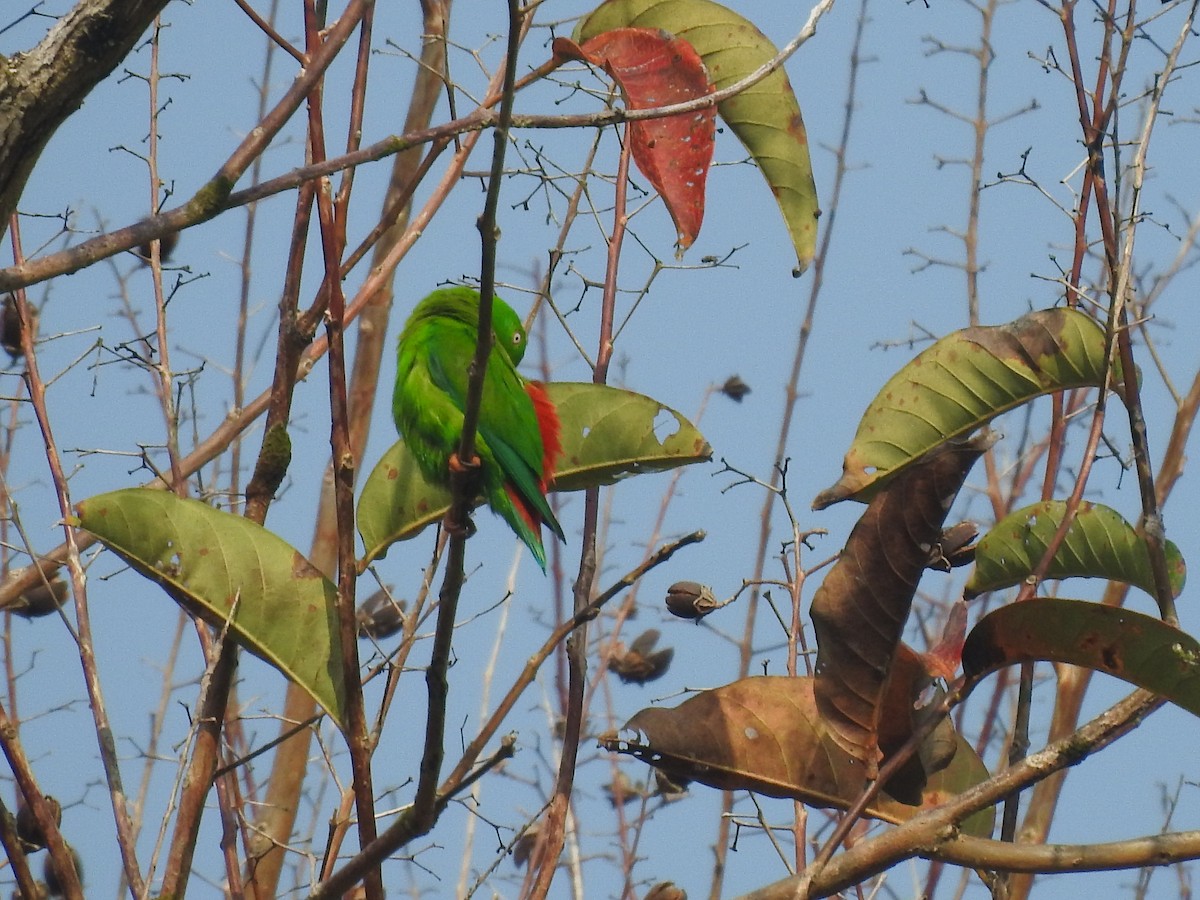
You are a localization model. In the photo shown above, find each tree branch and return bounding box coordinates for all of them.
[0,0,171,235]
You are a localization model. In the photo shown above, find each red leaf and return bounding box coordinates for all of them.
[553,28,715,250]
[923,599,968,682]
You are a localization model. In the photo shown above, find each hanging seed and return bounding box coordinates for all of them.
[664,581,718,621]
[512,824,540,868]
[15,796,61,851]
[1,294,37,361]
[603,770,648,807]
[356,587,406,640]
[609,629,674,684]
[652,767,689,798]
[136,231,180,264]
[925,521,978,572]
[42,846,83,897]
[720,374,750,402]
[11,575,70,620]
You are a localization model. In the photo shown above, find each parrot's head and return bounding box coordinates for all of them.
[410,286,529,365]
[492,297,527,366]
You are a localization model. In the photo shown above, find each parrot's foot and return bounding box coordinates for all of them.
[448,452,481,474]
[444,515,477,539]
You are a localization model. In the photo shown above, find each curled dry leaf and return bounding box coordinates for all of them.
[1,292,36,361]
[15,795,61,852]
[811,432,995,776]
[553,28,715,250]
[652,767,689,797]
[923,599,969,684]
[512,824,540,868]
[9,572,69,620]
[43,846,84,897]
[136,229,179,264]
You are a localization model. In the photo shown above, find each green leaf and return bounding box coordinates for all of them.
[965,500,1186,600]
[813,308,1110,510]
[357,441,452,568]
[358,382,711,567]
[963,598,1200,720]
[574,0,819,273]
[75,489,347,732]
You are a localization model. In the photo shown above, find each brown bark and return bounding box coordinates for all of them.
[243,3,452,895]
[0,0,170,236]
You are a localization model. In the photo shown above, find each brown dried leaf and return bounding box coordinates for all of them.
[811,432,996,777]
[601,675,993,833]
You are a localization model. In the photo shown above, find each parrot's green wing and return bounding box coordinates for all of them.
[425,326,562,537]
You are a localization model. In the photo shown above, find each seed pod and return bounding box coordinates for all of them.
[356,587,406,640]
[720,374,750,402]
[248,423,293,500]
[16,796,61,851]
[11,575,70,620]
[652,767,689,798]
[136,231,179,264]
[603,770,648,807]
[42,846,83,897]
[609,629,674,685]
[664,581,718,621]
[644,882,687,900]
[1,294,37,361]
[512,824,540,868]
[925,521,978,572]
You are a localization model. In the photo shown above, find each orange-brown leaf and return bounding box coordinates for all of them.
[600,676,994,834]
[554,28,715,249]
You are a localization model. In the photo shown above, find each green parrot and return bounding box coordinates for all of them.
[393,286,565,571]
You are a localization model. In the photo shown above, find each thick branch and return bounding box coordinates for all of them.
[0,0,170,235]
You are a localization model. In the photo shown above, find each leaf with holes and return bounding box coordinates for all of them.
[600,676,994,835]
[574,0,818,272]
[965,500,1186,600]
[75,489,347,731]
[963,598,1200,719]
[813,308,1111,510]
[358,382,711,567]
[554,28,715,250]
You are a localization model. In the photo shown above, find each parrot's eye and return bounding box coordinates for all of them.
[511,332,523,346]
